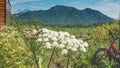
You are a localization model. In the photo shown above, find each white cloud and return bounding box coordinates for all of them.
[91,2,120,19]
[66,0,120,19]
[10,0,40,5]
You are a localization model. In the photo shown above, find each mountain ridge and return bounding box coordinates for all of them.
[12,5,114,26]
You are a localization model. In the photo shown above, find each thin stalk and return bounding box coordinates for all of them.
[30,39,39,68]
[66,53,70,68]
[48,47,55,68]
[32,50,39,68]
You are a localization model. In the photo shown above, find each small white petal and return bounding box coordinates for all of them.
[71,47,77,51]
[51,37,58,41]
[33,29,37,34]
[52,42,58,47]
[74,45,79,48]
[80,47,86,52]
[42,34,48,37]
[61,49,68,55]
[64,32,70,36]
[58,44,65,48]
[70,35,75,39]
[37,38,42,42]
[54,32,59,37]
[43,38,49,42]
[79,39,84,44]
[61,41,67,44]
[67,46,72,50]
[45,42,51,49]
[83,42,89,47]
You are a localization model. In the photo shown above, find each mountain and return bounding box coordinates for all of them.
[14,9,30,14]
[12,5,114,26]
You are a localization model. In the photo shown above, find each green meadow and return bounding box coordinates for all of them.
[0,20,119,68]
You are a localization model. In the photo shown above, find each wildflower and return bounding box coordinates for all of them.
[61,49,68,55]
[43,38,49,42]
[79,43,85,48]
[71,47,77,51]
[64,32,70,36]
[34,28,89,53]
[33,29,37,34]
[48,35,53,38]
[70,35,75,39]
[45,42,51,49]
[51,37,58,41]
[80,47,86,52]
[74,44,79,48]
[67,46,72,50]
[83,42,89,47]
[41,28,50,33]
[67,41,74,46]
[42,34,49,37]
[58,44,65,48]
[58,35,64,40]
[54,32,59,37]
[52,42,58,47]
[38,34,42,37]
[61,41,67,44]
[79,39,84,44]
[37,38,42,42]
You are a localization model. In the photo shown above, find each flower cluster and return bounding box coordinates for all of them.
[35,28,89,55]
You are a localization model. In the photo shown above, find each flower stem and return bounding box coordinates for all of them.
[66,53,70,68]
[48,47,55,68]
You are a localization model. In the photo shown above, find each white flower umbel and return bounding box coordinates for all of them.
[70,35,75,39]
[80,47,86,52]
[61,40,67,44]
[33,29,37,34]
[83,42,89,48]
[54,32,59,37]
[64,32,70,37]
[78,39,84,44]
[43,38,49,42]
[42,34,49,37]
[52,42,58,47]
[45,42,51,49]
[58,44,65,48]
[51,37,58,41]
[37,38,42,42]
[71,47,77,52]
[61,49,68,55]
[35,28,89,54]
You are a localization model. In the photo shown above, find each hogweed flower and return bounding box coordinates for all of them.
[52,42,58,47]
[80,47,86,52]
[61,49,68,55]
[51,37,58,41]
[43,38,49,42]
[37,38,42,42]
[71,47,77,52]
[58,44,65,48]
[45,42,51,49]
[83,42,89,48]
[33,29,38,34]
[34,28,89,54]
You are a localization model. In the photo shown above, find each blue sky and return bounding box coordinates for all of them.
[10,0,120,19]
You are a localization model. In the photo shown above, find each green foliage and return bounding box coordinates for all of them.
[0,26,32,68]
[92,21,119,41]
[0,20,119,68]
